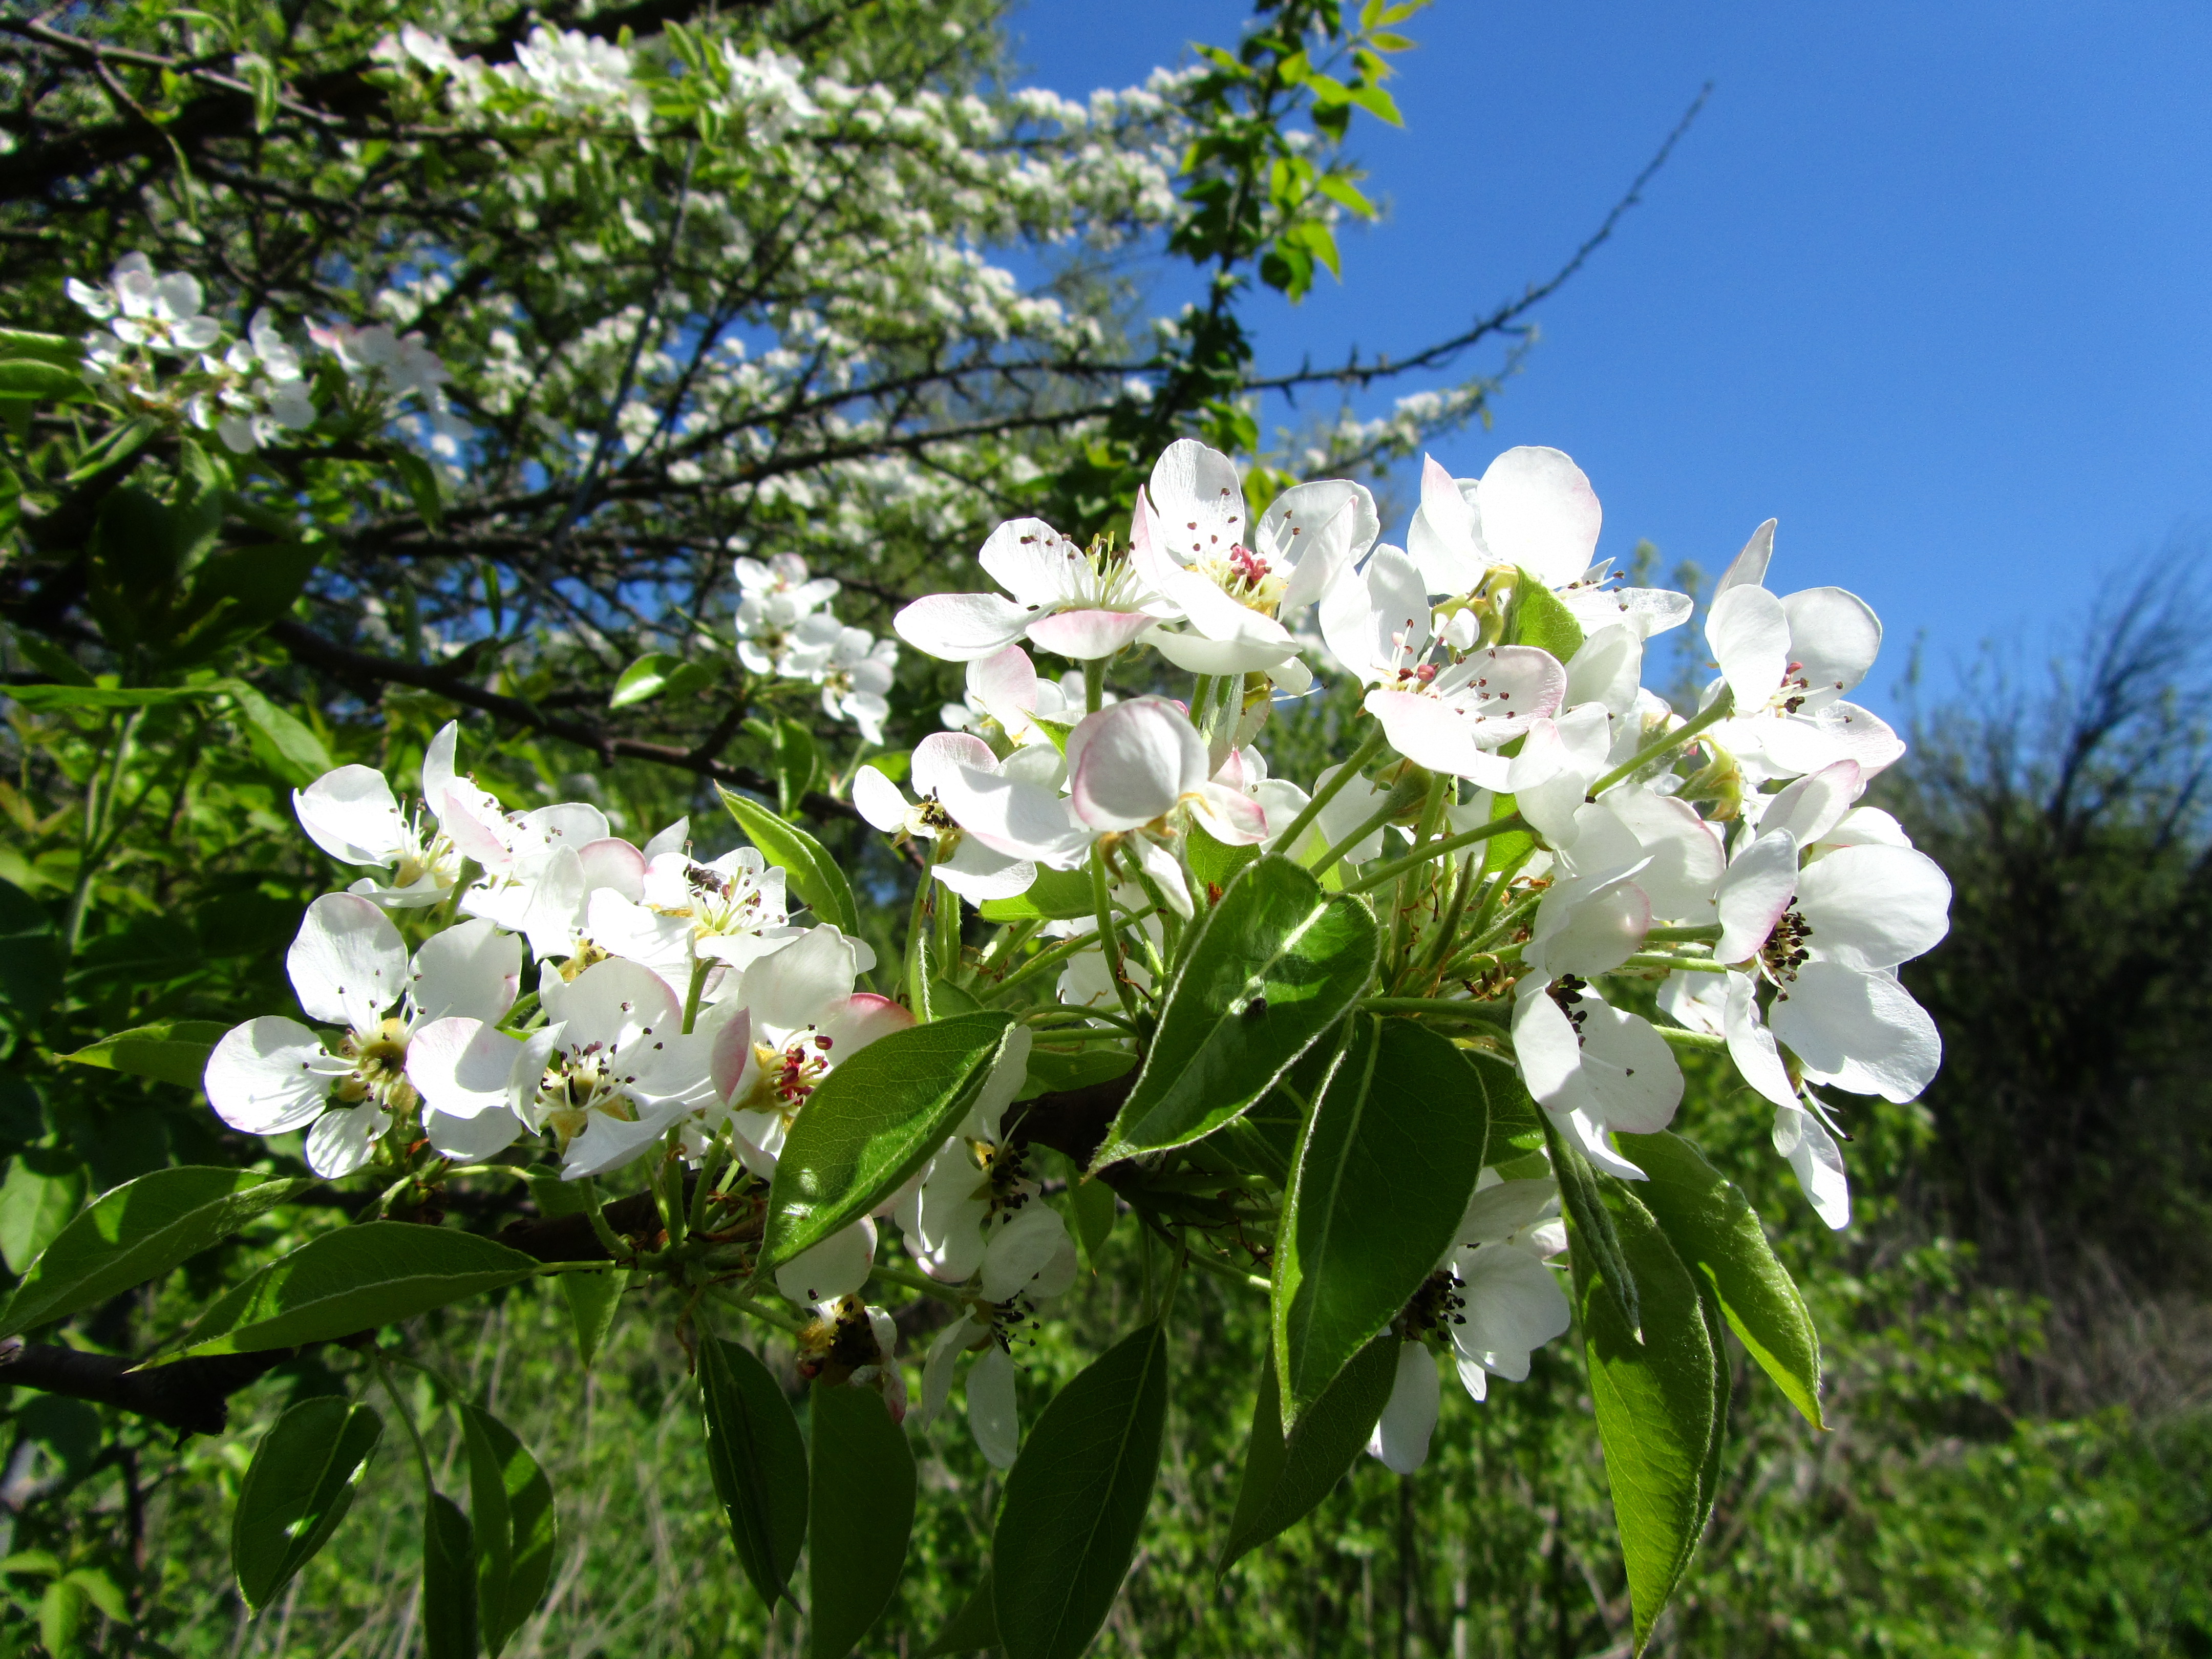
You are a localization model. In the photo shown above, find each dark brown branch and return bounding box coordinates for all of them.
[0,1336,293,1439]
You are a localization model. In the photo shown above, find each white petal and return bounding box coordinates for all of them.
[205,1016,335,1134]
[288,894,408,1030]
[852,765,909,833]
[1146,440,1248,560]
[1528,878,1649,980]
[1602,789,1724,921]
[978,516,1085,608]
[1722,972,1798,1108]
[739,926,859,1039]
[1068,697,1206,832]
[1277,496,1366,613]
[894,592,1035,662]
[420,724,459,821]
[934,764,1089,866]
[423,1104,522,1162]
[1758,760,1864,851]
[1573,1001,1684,1133]
[294,766,406,866]
[911,732,1002,800]
[642,816,691,860]
[980,1202,1074,1302]
[306,1104,388,1178]
[410,918,520,1025]
[1773,1100,1851,1229]
[1759,701,1906,778]
[1144,625,1298,675]
[961,1024,1033,1143]
[1474,446,1601,589]
[405,1017,521,1120]
[1407,455,1485,595]
[1366,1342,1441,1474]
[577,837,647,902]
[1563,624,1643,716]
[1794,845,1951,970]
[774,1218,878,1304]
[1769,961,1941,1102]
[1714,830,1800,965]
[1715,519,1776,595]
[558,954,686,1051]
[1261,479,1379,581]
[1451,1243,1570,1378]
[967,1343,1022,1470]
[1707,585,1791,712]
[1459,1178,1559,1247]
[1364,690,1505,786]
[1780,587,1881,705]
[934,839,1038,902]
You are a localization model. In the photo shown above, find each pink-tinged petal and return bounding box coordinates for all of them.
[577,837,646,902]
[707,1006,756,1104]
[1714,519,1777,595]
[1365,690,1496,785]
[1602,790,1724,921]
[439,780,513,867]
[1069,697,1206,831]
[1773,1100,1851,1228]
[894,591,1034,662]
[1758,760,1864,850]
[852,765,909,833]
[409,918,520,1025]
[934,763,1090,865]
[967,644,1040,725]
[1025,607,1156,662]
[420,722,459,821]
[1707,585,1791,711]
[1146,439,1247,560]
[1781,586,1882,705]
[1368,1342,1441,1474]
[933,840,1037,902]
[1438,645,1571,737]
[1475,446,1601,589]
[205,1016,334,1134]
[818,993,917,1060]
[911,732,1001,800]
[1794,844,1951,969]
[288,894,408,1030]
[1721,971,1798,1108]
[405,1016,521,1119]
[1769,961,1941,1102]
[1715,828,1801,964]
[306,1104,388,1178]
[294,765,405,865]
[977,517,1084,608]
[1760,701,1907,779]
[1195,781,1269,845]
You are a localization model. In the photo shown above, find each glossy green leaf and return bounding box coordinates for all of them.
[1508,568,1585,662]
[176,1222,542,1357]
[390,448,445,531]
[0,1151,84,1276]
[1019,1045,1134,1098]
[422,1490,480,1659]
[699,1335,807,1607]
[1575,1186,1722,1653]
[771,717,820,817]
[1068,1173,1117,1270]
[1219,1333,1396,1572]
[807,1382,917,1659]
[1,1166,315,1339]
[610,652,682,708]
[59,1018,232,1089]
[718,785,860,938]
[1185,822,1261,895]
[2,683,207,710]
[759,1013,1017,1275]
[924,1571,1000,1656]
[0,359,88,401]
[1273,1019,1488,1427]
[231,1397,383,1612]
[0,330,82,367]
[39,1576,87,1656]
[559,1268,627,1367]
[1619,1130,1825,1428]
[1092,857,1377,1168]
[1469,1049,1546,1159]
[1544,1114,1640,1338]
[992,1323,1168,1659]
[458,1403,557,1657]
[977,865,1095,922]
[223,681,333,784]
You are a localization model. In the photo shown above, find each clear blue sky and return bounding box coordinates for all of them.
[1010,1,2212,722]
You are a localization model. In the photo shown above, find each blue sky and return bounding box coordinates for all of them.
[1010,1,2212,722]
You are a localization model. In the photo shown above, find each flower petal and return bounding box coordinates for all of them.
[306,1104,388,1178]
[1707,584,1791,711]
[1366,1342,1441,1474]
[1146,439,1247,561]
[1068,697,1206,831]
[1773,1100,1851,1229]
[288,894,408,1030]
[410,918,521,1026]
[294,765,405,866]
[1769,961,1942,1102]
[977,516,1084,608]
[1714,830,1800,965]
[894,591,1035,662]
[1781,586,1882,706]
[967,1343,1021,1469]
[205,1016,334,1134]
[1474,446,1601,589]
[775,1217,878,1304]
[1794,844,1951,969]
[1026,607,1158,662]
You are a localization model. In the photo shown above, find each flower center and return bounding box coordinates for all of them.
[1761,907,1814,988]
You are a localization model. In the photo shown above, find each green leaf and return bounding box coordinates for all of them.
[1219,1333,1396,1572]
[59,1567,127,1623]
[1469,1050,1546,1159]
[458,1403,557,1657]
[1184,821,1259,895]
[1543,1114,1640,1338]
[6,631,93,687]
[3,683,207,710]
[422,1490,480,1659]
[807,1382,917,1659]
[39,1576,87,1656]
[1508,570,1585,663]
[718,785,860,938]
[977,865,1095,922]
[992,1323,1168,1659]
[0,359,88,401]
[231,1397,383,1612]
[758,1013,1017,1277]
[771,717,820,817]
[0,330,83,367]
[921,976,984,1021]
[1020,1046,1134,1098]
[169,542,321,661]
[1575,1186,1722,1653]
[0,1150,85,1277]
[1272,1019,1487,1426]
[1067,1172,1116,1270]
[1,1166,315,1339]
[0,878,59,1031]
[175,1222,543,1357]
[924,1571,999,1656]
[223,681,334,784]
[390,448,445,530]
[1618,1131,1825,1428]
[1091,857,1377,1167]
[610,652,682,709]
[699,1335,808,1608]
[59,1018,233,1089]
[559,1268,627,1367]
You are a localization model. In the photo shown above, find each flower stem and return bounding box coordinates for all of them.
[1271,722,1389,855]
[1585,688,1735,799]
[869,1259,968,1304]
[1360,995,1511,1025]
[1341,814,1529,897]
[704,1284,807,1335]
[1084,658,1105,715]
[981,905,1159,1003]
[682,956,710,1035]
[1090,843,1144,1025]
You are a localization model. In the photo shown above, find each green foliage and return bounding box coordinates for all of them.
[805,1383,917,1659]
[697,1334,807,1608]
[230,1397,384,1612]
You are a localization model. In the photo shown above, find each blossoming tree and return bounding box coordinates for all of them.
[0,2,1931,1656]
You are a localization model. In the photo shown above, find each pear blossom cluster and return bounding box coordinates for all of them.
[882,437,1951,1471]
[732,552,900,746]
[202,721,1070,1444]
[66,252,462,461]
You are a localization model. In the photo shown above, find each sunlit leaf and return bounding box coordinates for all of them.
[231,1397,382,1612]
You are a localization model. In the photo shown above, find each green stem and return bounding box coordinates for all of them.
[1585,688,1735,799]
[1090,844,1144,1024]
[1083,658,1105,715]
[981,907,1159,1003]
[978,920,1042,979]
[1468,886,1545,953]
[1646,923,1723,943]
[869,1259,968,1304]
[573,1176,637,1262]
[1360,995,1511,1025]
[1272,724,1390,855]
[1342,815,1529,898]
[1653,1026,1726,1053]
[1412,848,1482,987]
[373,1357,436,1488]
[1617,953,1727,973]
[704,1284,808,1335]
[682,956,710,1035]
[1306,796,1401,873]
